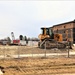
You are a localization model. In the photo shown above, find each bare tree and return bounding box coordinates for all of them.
[7,37,11,44]
[19,35,23,40]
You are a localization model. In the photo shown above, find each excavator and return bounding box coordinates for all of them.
[38,27,69,49]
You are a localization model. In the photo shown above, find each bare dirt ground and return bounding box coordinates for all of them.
[0,46,75,75]
[0,45,69,55]
[1,57,75,75]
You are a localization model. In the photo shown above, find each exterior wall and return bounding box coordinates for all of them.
[53,23,73,31]
[50,21,75,43]
[73,23,75,43]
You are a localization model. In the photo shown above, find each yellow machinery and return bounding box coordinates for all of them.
[38,27,67,49]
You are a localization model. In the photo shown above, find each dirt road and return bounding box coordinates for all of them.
[0,51,75,58]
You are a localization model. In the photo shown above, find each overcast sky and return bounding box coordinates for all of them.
[0,1,75,39]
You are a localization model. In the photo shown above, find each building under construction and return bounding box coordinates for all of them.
[51,20,75,44]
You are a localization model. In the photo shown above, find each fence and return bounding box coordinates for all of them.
[0,41,74,59]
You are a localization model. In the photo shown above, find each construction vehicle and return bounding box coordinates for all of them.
[38,27,68,49]
[11,32,20,45]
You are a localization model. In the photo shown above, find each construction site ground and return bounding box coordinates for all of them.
[0,45,75,75]
[0,45,70,55]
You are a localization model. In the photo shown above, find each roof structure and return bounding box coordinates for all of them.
[53,20,75,27]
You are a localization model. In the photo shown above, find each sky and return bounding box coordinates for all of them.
[0,0,75,39]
